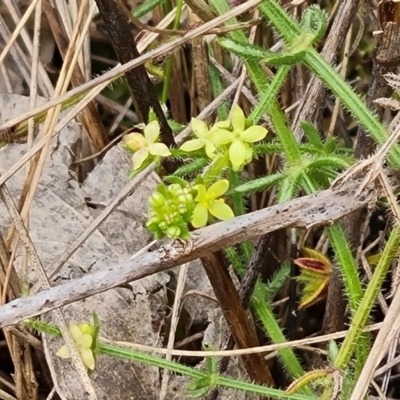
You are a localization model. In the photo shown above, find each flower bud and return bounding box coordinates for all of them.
[166,226,181,238]
[149,192,165,208]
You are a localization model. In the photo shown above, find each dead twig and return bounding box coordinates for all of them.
[0,177,376,328]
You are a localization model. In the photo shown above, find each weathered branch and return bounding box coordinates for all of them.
[0,180,374,328]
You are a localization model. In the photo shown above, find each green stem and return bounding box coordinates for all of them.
[101,342,316,399]
[100,342,204,377]
[252,283,306,379]
[249,65,291,125]
[334,226,400,368]
[257,0,400,168]
[228,170,246,216]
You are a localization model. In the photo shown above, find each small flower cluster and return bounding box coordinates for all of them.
[56,322,96,370]
[146,179,234,239]
[146,182,194,239]
[182,105,268,171]
[123,105,268,239]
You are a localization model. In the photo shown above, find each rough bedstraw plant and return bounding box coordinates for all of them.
[28,316,317,399]
[117,4,366,397]
[39,1,400,398]
[213,0,400,395]
[120,103,351,398]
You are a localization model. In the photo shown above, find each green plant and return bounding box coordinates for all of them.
[46,1,400,398]
[28,317,317,399]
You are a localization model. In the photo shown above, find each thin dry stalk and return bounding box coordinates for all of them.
[0,0,263,139]
[43,0,107,152]
[0,0,53,95]
[103,321,383,358]
[159,263,189,399]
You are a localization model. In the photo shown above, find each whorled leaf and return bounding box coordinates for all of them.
[300,120,324,150]
[218,38,270,60]
[300,5,328,40]
[234,172,284,194]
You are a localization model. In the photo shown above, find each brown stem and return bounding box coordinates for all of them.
[93,0,176,152]
[200,252,275,386]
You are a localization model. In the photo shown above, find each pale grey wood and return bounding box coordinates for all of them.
[0,179,375,328]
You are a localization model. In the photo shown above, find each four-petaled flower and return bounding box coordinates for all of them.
[180,118,230,158]
[56,322,95,370]
[212,105,268,171]
[123,120,171,170]
[191,179,234,228]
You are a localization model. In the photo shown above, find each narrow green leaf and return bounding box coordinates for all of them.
[300,120,323,149]
[218,38,270,60]
[250,66,291,124]
[307,155,351,171]
[253,142,283,155]
[327,223,363,311]
[133,0,165,18]
[172,158,209,176]
[224,246,246,275]
[278,162,309,202]
[264,262,290,299]
[234,172,284,194]
[323,137,338,154]
[300,5,328,40]
[258,0,301,43]
[163,175,189,186]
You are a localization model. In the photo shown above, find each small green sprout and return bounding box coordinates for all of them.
[191,179,234,228]
[123,120,171,170]
[56,322,96,371]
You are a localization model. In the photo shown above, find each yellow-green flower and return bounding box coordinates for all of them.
[123,120,171,170]
[211,105,267,171]
[191,179,234,228]
[56,322,95,370]
[180,118,229,158]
